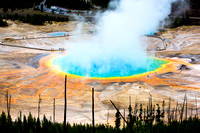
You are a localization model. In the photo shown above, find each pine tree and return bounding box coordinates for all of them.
[161,100,165,122]
[17,116,22,133]
[128,105,134,127]
[7,114,13,132]
[41,4,44,12]
[156,104,161,123]
[139,104,143,121]
[28,112,34,131]
[115,110,121,129]
[42,115,50,133]
[3,7,8,12]
[0,17,8,27]
[36,117,41,133]
[23,115,29,133]
[0,112,6,133]
[151,105,155,123]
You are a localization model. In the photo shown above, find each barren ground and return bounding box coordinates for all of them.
[0,21,200,126]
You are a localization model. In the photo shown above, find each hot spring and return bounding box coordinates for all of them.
[48,32,68,36]
[52,56,169,78]
[46,0,179,79]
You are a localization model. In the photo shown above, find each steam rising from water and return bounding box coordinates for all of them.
[56,0,180,77]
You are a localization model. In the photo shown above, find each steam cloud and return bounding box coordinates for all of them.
[59,0,181,77]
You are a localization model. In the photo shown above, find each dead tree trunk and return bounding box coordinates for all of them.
[64,75,67,133]
[175,102,178,121]
[38,94,42,119]
[53,98,55,124]
[195,93,198,118]
[168,97,171,123]
[110,100,133,132]
[180,94,186,122]
[6,92,8,115]
[92,87,95,133]
[123,109,125,128]
[9,95,11,115]
[20,110,22,121]
[6,91,11,116]
[149,93,153,121]
[185,94,187,120]
[107,110,109,126]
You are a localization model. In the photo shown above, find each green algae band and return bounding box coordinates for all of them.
[52,56,168,78]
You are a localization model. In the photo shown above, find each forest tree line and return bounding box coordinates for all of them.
[0,13,69,25]
[0,0,42,10]
[1,93,200,133]
[0,0,110,10]
[0,0,200,10]
[1,99,200,133]
[1,1,200,28]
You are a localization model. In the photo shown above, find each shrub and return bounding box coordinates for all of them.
[0,17,8,27]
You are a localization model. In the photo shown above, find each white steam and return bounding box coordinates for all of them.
[63,0,180,77]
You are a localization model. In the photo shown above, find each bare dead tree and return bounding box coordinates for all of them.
[168,97,171,123]
[123,109,125,128]
[38,94,42,119]
[92,87,95,133]
[149,93,153,121]
[6,91,9,115]
[110,100,133,131]
[195,93,198,118]
[107,110,109,126]
[175,102,178,121]
[53,98,55,124]
[171,108,175,121]
[9,95,11,115]
[19,110,22,121]
[64,75,67,133]
[6,91,11,116]
[190,107,193,118]
[180,94,186,122]
[134,96,138,115]
[185,93,187,120]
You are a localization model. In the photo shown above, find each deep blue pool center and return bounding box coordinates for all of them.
[52,56,168,78]
[48,32,68,37]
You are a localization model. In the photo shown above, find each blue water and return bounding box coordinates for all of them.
[149,31,155,36]
[48,32,67,37]
[52,56,168,78]
[145,31,157,36]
